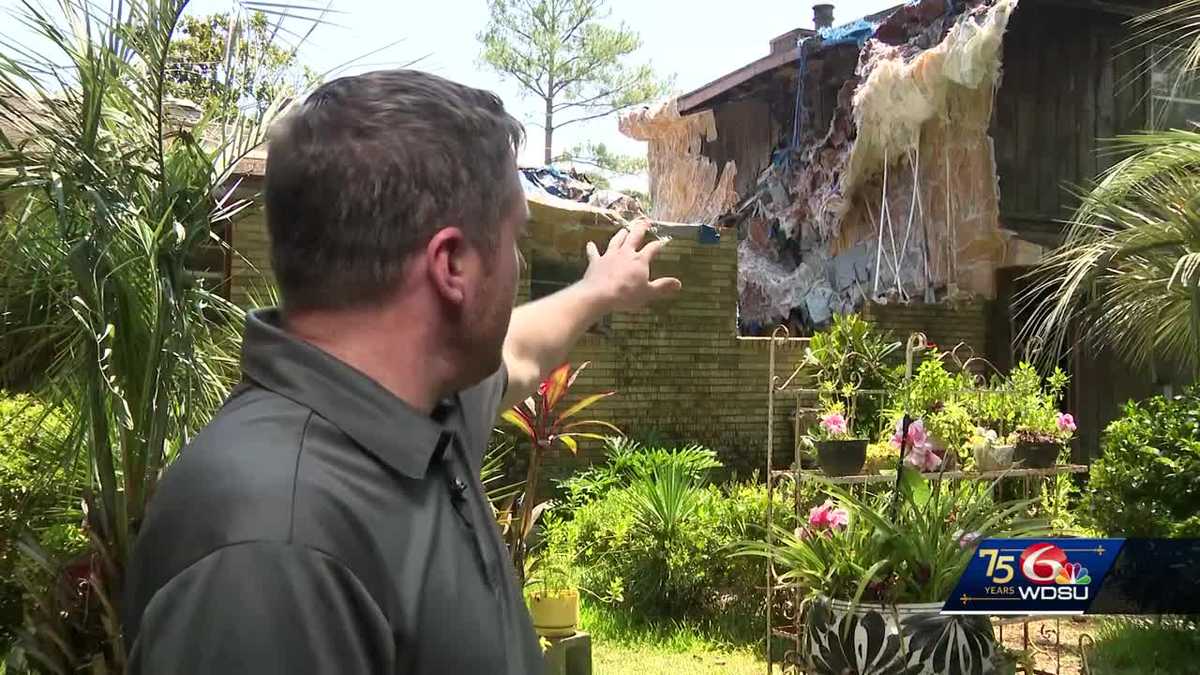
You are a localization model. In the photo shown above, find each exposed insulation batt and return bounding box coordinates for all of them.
[619,99,739,223]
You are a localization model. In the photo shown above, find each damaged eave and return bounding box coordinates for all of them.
[678,34,813,115]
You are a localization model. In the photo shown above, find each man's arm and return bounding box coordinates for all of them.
[128,541,392,675]
[501,220,681,410]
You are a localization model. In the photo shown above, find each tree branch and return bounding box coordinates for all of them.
[556,154,643,176]
[554,108,624,128]
[512,69,548,98]
[555,99,647,128]
[553,87,620,111]
[551,54,609,96]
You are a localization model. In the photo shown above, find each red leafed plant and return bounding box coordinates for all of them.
[501,362,619,582]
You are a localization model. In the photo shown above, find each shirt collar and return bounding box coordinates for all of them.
[239,308,454,479]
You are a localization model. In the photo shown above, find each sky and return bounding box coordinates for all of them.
[2,0,898,186]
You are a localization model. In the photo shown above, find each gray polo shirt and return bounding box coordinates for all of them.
[123,309,543,674]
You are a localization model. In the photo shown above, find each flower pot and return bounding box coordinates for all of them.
[816,439,867,477]
[805,596,998,675]
[528,588,579,638]
[1014,441,1059,469]
[974,443,1014,472]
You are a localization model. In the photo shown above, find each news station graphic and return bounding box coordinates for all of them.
[942,539,1123,615]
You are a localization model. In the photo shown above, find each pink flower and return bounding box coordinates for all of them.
[1056,412,1077,433]
[890,418,928,449]
[905,442,942,472]
[808,500,849,530]
[820,412,847,436]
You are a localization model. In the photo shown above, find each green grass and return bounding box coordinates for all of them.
[1085,618,1200,674]
[581,602,767,675]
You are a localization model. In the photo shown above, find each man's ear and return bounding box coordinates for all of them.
[425,227,469,306]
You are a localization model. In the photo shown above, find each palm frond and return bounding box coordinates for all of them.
[1018,127,1200,377]
[0,0,327,668]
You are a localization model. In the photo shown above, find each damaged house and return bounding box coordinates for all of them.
[621,0,1186,454]
[623,0,1172,337]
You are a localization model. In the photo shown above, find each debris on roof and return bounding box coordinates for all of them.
[520,165,647,220]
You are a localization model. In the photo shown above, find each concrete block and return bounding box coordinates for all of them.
[543,631,592,675]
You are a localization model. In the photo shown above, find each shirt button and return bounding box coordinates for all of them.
[452,477,467,494]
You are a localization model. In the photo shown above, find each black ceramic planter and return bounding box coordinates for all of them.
[805,596,998,675]
[1014,441,1060,469]
[816,439,867,477]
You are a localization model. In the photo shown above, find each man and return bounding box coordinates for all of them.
[122,69,680,674]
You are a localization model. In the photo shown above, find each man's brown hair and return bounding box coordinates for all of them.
[264,69,525,311]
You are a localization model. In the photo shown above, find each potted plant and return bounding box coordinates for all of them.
[887,354,977,468]
[970,427,1014,472]
[1019,412,1072,476]
[988,364,1074,469]
[525,549,581,639]
[1014,411,1076,469]
[810,406,867,477]
[746,464,1046,675]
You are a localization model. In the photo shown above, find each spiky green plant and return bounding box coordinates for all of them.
[1019,1,1200,379]
[739,469,1047,606]
[0,1,323,671]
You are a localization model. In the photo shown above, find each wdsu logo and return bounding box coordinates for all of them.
[942,539,1123,615]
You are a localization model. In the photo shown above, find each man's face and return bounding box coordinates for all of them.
[458,169,526,384]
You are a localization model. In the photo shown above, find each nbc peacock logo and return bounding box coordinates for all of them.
[1054,561,1092,586]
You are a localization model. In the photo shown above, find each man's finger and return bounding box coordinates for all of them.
[623,220,649,251]
[639,238,670,261]
[608,226,627,252]
[585,241,600,262]
[649,276,682,298]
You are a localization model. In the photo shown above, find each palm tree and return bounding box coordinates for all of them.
[0,2,322,671]
[1019,1,1200,380]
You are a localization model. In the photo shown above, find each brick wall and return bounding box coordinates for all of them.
[510,222,811,481]
[230,213,990,480]
[862,299,990,361]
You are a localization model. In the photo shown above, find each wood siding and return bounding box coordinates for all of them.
[701,99,778,196]
[994,3,1149,234]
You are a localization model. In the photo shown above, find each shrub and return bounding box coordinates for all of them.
[1082,388,1200,537]
[557,480,788,622]
[556,437,721,510]
[1086,618,1200,675]
[544,442,811,631]
[0,392,83,651]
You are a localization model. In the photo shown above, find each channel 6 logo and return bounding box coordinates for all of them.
[942,538,1121,614]
[979,543,1091,599]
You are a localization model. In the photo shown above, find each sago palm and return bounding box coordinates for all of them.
[0,1,321,671]
[1019,1,1200,379]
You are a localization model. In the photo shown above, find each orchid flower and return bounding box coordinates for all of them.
[905,442,942,472]
[808,500,849,531]
[890,418,928,449]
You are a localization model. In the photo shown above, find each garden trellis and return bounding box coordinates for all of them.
[763,327,1091,674]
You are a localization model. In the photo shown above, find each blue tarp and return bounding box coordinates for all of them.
[817,18,879,47]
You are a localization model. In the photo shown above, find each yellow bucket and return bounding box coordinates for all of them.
[529,588,579,638]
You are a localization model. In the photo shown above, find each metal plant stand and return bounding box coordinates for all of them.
[764,328,1092,675]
